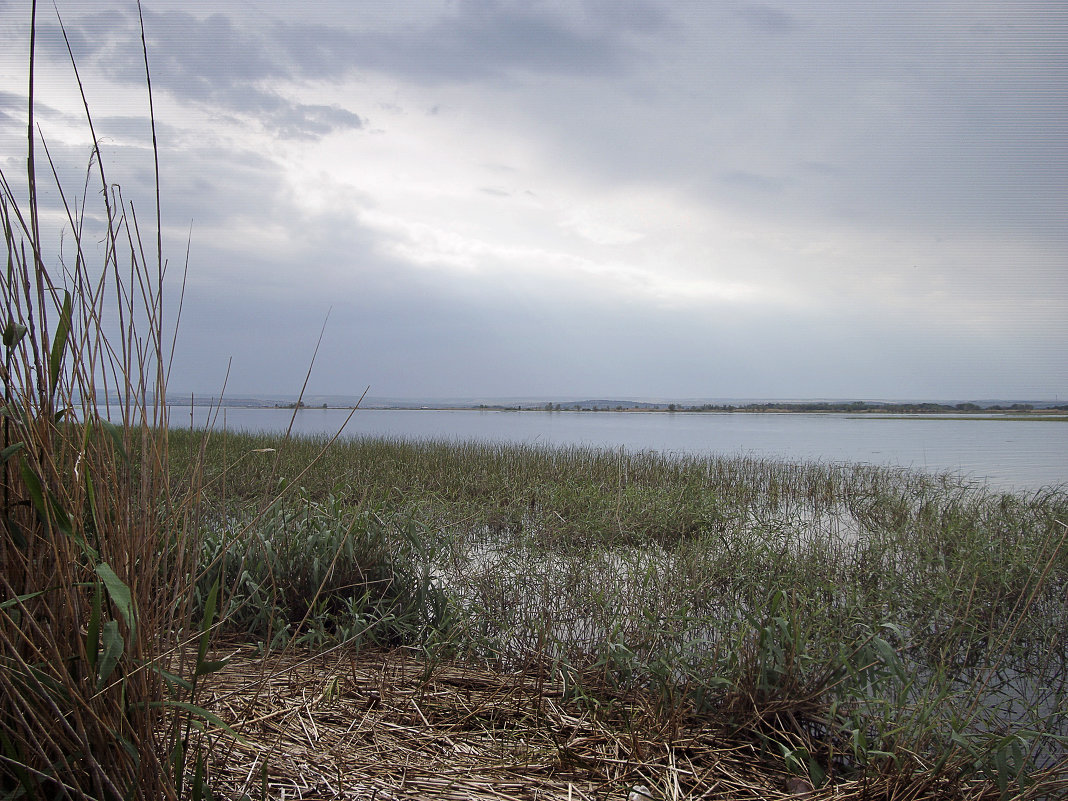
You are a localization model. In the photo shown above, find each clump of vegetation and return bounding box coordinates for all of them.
[195,489,454,652]
[172,429,1068,797]
[1,7,229,798]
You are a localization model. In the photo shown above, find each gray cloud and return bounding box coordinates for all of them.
[50,1,666,96]
[262,0,670,84]
[719,170,785,193]
[733,3,799,34]
[171,260,1063,400]
[23,1,664,141]
[507,3,1068,244]
[2,0,1064,401]
[30,8,364,141]
[0,90,24,110]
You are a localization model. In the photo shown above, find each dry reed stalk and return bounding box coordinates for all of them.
[0,3,213,797]
[195,644,1038,801]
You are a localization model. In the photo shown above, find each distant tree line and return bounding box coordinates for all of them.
[479,401,1068,414]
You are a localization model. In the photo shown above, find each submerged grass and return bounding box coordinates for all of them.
[171,428,1068,797]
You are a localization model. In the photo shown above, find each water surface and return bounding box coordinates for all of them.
[172,407,1067,493]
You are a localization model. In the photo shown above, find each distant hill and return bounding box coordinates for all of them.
[145,393,1068,412]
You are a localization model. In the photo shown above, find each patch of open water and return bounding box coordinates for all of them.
[174,407,1068,493]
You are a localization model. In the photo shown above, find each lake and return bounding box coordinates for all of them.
[168,406,1067,493]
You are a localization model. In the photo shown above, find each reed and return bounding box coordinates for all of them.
[1,5,223,798]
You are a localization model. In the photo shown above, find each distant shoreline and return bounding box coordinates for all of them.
[176,399,1068,420]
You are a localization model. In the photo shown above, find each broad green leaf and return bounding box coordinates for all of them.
[115,734,140,770]
[47,492,74,537]
[191,750,213,801]
[2,514,27,549]
[146,700,247,743]
[806,755,825,788]
[0,402,26,423]
[171,736,186,797]
[18,663,71,704]
[2,320,27,348]
[97,619,124,690]
[0,589,46,610]
[48,291,72,397]
[142,660,194,695]
[192,753,205,801]
[871,636,905,680]
[1010,737,1024,773]
[879,622,906,640]
[994,747,1009,793]
[196,576,221,675]
[195,658,229,678]
[0,441,24,465]
[96,562,136,637]
[19,461,47,520]
[100,419,130,464]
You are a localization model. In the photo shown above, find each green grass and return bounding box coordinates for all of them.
[854,415,1068,422]
[169,427,1068,794]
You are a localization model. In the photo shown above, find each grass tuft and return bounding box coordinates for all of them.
[1,5,219,797]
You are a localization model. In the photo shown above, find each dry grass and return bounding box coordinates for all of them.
[1,5,212,797]
[196,643,1052,801]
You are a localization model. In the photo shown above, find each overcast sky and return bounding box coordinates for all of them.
[1,1,1065,401]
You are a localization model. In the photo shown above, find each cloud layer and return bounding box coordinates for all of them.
[1,0,1065,399]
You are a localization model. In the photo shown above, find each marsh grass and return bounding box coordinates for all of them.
[172,429,1067,795]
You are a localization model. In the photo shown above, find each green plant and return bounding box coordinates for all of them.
[0,4,225,797]
[198,490,457,651]
[166,423,1067,793]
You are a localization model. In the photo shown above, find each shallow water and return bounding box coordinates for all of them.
[171,407,1068,493]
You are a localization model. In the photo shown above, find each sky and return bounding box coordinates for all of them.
[0,0,1066,401]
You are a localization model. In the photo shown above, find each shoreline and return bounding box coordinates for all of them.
[174,400,1068,419]
[210,405,1068,421]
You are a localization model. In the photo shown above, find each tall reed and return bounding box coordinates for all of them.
[1,4,213,798]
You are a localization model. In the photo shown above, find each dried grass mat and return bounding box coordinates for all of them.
[198,644,994,801]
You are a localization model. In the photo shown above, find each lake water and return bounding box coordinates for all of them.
[170,406,1067,493]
